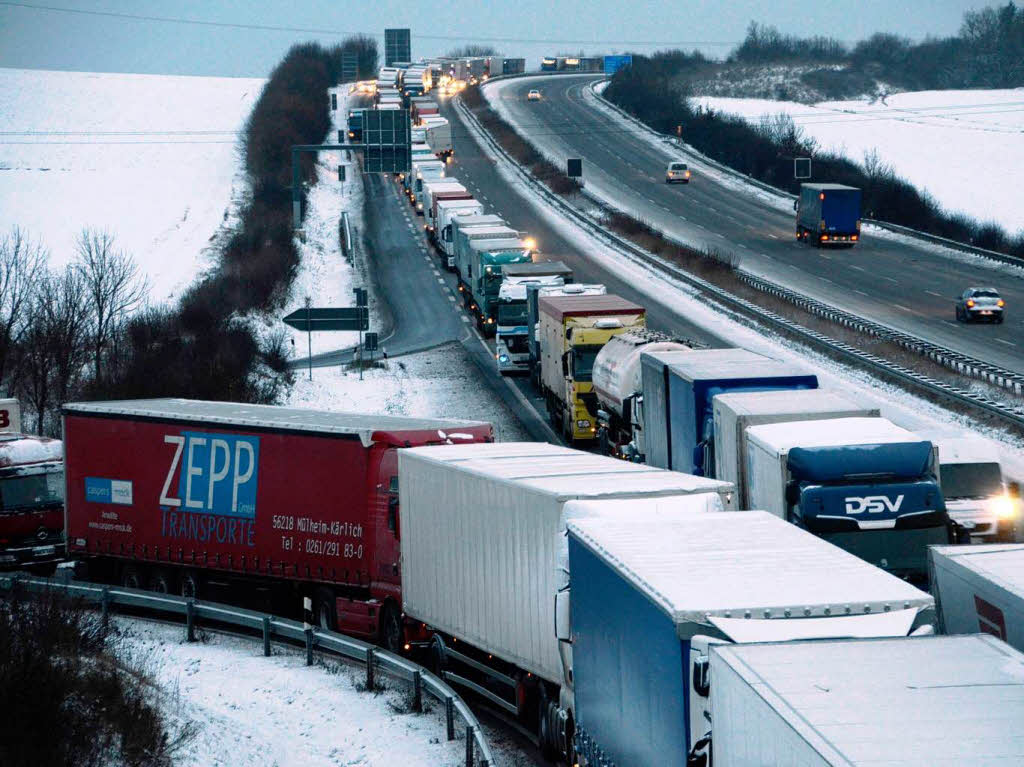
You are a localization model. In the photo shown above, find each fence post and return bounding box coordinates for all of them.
[262,616,271,656]
[446,696,455,741]
[465,726,475,766]
[101,587,110,622]
[185,599,196,642]
[305,626,314,666]
[412,670,423,713]
[365,647,375,691]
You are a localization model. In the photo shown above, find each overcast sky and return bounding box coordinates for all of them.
[0,0,999,78]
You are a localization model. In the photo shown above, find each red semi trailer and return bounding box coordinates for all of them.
[63,399,492,649]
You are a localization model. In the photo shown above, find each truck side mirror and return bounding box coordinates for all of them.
[562,352,570,377]
[692,656,710,697]
[793,199,798,211]
[554,588,571,643]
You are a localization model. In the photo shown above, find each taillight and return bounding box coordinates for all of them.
[851,235,858,241]
[997,299,1005,307]
[967,299,975,307]
[821,235,829,241]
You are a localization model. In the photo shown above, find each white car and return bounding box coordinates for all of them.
[665,161,691,184]
[527,89,542,102]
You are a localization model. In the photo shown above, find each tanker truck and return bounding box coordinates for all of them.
[592,330,701,462]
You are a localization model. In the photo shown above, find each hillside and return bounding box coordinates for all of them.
[0,67,264,302]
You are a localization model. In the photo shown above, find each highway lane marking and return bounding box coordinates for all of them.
[448,295,456,303]
[737,243,748,249]
[849,265,866,272]
[437,278,446,285]
[925,290,943,298]
[854,289,869,296]
[942,321,960,328]
[893,304,912,312]
[768,234,778,239]
[996,339,1017,347]
[881,276,898,284]
[461,315,471,323]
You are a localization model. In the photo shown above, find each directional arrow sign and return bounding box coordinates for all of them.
[282,307,368,332]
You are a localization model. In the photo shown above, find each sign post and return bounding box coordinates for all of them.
[305,297,313,380]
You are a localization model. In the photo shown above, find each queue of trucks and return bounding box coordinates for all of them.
[2,63,1022,767]
[43,394,1024,765]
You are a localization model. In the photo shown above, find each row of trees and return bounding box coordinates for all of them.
[730,3,1024,89]
[0,228,147,434]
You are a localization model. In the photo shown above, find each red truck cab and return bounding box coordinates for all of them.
[0,399,65,570]
[63,399,492,650]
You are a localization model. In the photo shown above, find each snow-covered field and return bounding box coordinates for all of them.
[289,342,532,442]
[116,617,535,767]
[696,89,1024,233]
[0,68,263,302]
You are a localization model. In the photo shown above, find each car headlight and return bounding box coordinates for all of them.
[991,495,1018,519]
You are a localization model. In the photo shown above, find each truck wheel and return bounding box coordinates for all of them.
[538,699,560,761]
[180,570,201,599]
[121,566,144,590]
[149,569,173,594]
[378,601,403,652]
[315,587,336,632]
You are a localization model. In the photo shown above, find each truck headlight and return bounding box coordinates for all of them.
[991,495,1019,519]
[498,354,510,364]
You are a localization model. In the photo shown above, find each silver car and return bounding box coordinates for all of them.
[955,287,1005,323]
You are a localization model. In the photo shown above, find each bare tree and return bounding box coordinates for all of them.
[0,227,47,391]
[16,267,91,435]
[74,229,148,384]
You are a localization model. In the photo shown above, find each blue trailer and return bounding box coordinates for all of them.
[640,350,817,476]
[796,183,861,246]
[565,510,934,767]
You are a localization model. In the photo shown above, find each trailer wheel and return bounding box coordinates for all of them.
[179,570,201,599]
[379,601,402,652]
[315,587,336,632]
[120,566,144,590]
[149,569,173,594]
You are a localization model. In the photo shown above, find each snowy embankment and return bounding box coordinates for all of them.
[0,68,263,302]
[281,86,531,441]
[696,89,1024,234]
[117,617,530,767]
[473,80,1024,479]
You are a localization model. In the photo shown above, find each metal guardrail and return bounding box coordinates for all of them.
[0,573,494,767]
[585,78,1024,270]
[455,95,1024,432]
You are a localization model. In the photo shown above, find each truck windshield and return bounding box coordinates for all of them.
[0,468,64,512]
[572,346,603,382]
[498,303,528,325]
[941,462,1003,498]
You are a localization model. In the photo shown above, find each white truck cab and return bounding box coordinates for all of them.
[927,434,1015,540]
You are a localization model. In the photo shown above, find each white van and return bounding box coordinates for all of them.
[928,434,1016,540]
[665,161,691,184]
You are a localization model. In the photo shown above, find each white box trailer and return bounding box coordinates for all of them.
[712,389,879,509]
[397,441,732,687]
[931,543,1024,652]
[424,117,452,158]
[710,634,1024,767]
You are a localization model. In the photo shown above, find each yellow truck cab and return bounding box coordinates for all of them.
[538,294,646,443]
